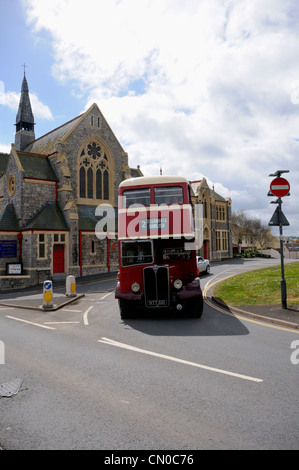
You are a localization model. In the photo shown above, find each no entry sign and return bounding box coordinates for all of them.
[270,177,290,197]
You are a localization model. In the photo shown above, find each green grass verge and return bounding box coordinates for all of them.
[213,262,299,306]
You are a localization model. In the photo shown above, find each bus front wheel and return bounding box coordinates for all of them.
[119,299,135,319]
[189,297,203,318]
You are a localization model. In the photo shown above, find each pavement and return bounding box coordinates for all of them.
[0,292,85,311]
[0,273,116,311]
[211,296,299,330]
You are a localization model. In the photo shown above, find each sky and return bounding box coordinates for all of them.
[0,0,298,236]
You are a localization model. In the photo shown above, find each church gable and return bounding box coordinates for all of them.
[50,104,128,209]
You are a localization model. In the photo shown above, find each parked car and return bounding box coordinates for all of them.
[196,256,210,274]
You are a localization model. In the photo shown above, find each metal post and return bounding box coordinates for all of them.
[278,198,287,309]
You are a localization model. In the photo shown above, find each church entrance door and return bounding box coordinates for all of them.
[53,244,65,273]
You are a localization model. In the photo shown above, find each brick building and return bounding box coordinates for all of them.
[0,73,142,289]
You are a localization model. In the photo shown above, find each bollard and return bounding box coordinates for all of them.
[43,280,53,310]
[66,275,76,297]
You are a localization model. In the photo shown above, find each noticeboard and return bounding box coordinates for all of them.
[6,263,23,275]
[0,240,17,258]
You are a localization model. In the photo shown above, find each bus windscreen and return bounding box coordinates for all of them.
[121,240,153,266]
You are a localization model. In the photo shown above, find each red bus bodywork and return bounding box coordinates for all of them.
[115,176,203,318]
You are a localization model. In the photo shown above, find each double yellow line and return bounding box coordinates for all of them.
[202,276,299,333]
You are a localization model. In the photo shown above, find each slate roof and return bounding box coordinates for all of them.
[25,202,69,230]
[78,205,118,231]
[26,114,82,155]
[17,151,58,181]
[210,189,227,202]
[190,179,227,202]
[0,153,9,178]
[0,203,20,231]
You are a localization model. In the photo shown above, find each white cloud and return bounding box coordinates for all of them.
[23,0,299,233]
[0,80,54,120]
[0,143,11,154]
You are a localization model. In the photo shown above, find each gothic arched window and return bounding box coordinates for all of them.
[78,140,112,203]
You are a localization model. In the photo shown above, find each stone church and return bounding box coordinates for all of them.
[0,73,142,290]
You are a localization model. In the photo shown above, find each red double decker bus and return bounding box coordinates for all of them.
[115,176,203,319]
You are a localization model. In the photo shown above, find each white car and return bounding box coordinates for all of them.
[196,256,210,274]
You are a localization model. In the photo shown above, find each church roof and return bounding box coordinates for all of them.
[25,202,69,230]
[26,114,83,155]
[0,203,20,231]
[190,179,227,202]
[17,151,58,181]
[0,153,9,178]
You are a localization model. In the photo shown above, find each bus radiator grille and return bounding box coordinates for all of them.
[143,266,169,307]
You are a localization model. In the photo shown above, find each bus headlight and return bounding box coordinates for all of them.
[174,279,183,290]
[131,282,140,293]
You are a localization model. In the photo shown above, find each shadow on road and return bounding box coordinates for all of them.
[121,301,249,337]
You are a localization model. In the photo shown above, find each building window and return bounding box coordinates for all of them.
[78,140,111,202]
[38,233,46,259]
[7,175,16,196]
[91,239,96,254]
[203,198,208,218]
[216,231,221,251]
[216,205,225,221]
[222,231,228,251]
[53,233,66,244]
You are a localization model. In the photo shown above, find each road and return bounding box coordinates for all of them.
[0,258,298,450]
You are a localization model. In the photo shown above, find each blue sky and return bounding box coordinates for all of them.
[0,0,299,236]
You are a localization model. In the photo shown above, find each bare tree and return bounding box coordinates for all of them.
[232,210,270,249]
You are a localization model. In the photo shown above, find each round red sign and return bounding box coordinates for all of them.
[270,177,290,197]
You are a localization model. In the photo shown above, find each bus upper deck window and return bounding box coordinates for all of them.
[154,186,183,205]
[123,188,151,208]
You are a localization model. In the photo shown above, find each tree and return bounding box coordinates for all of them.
[232,210,271,250]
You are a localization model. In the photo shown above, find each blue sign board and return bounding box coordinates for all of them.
[0,240,17,258]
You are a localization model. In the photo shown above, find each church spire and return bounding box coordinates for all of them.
[15,67,35,151]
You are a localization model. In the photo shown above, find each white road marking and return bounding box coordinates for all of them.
[100,292,113,300]
[98,337,263,383]
[6,315,56,330]
[0,307,15,311]
[44,321,80,324]
[83,306,93,325]
[61,308,82,312]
